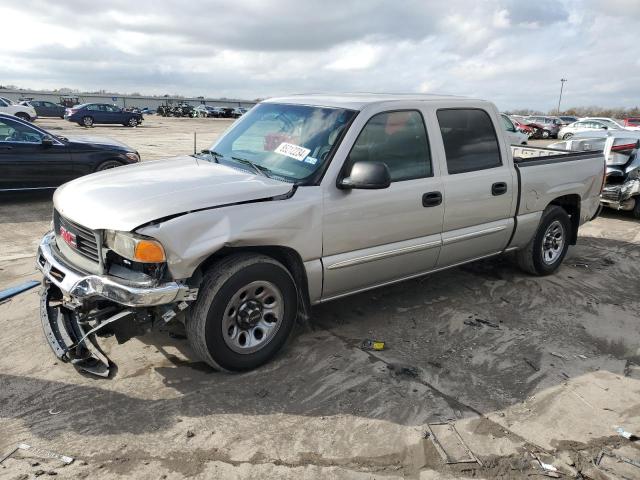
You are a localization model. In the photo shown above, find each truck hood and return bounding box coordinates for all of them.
[54,156,294,231]
[63,134,133,151]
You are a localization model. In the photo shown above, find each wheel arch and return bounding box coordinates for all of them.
[193,245,312,323]
[548,194,581,244]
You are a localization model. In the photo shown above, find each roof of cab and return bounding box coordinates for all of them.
[262,93,482,110]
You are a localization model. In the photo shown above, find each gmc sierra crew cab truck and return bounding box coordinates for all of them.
[36,94,605,376]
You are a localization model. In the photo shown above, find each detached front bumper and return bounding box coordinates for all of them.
[36,232,196,377]
[601,179,640,210]
[36,231,192,307]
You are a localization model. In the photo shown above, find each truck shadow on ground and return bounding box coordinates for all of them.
[1,235,639,441]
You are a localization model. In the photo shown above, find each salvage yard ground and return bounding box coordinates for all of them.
[1,116,639,479]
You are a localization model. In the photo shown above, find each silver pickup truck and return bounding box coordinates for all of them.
[37,94,605,376]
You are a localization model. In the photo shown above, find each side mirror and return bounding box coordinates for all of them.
[602,125,608,130]
[339,161,391,190]
[41,135,54,148]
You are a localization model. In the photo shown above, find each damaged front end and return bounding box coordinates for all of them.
[601,178,640,211]
[36,231,197,377]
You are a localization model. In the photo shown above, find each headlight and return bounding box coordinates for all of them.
[125,152,140,162]
[105,231,166,263]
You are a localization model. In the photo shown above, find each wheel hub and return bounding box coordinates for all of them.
[236,299,263,329]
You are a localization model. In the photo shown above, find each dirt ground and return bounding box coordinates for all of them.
[1,116,639,479]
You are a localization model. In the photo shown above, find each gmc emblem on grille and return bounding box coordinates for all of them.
[59,225,77,248]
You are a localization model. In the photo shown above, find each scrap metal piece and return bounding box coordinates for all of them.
[0,444,74,467]
[426,423,482,466]
[0,280,40,302]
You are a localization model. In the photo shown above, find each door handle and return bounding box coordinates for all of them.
[422,191,442,207]
[492,182,508,196]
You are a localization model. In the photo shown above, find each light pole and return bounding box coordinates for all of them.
[557,78,567,114]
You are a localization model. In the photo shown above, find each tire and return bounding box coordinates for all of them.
[82,116,93,127]
[127,117,138,127]
[563,132,573,140]
[516,205,572,276]
[186,253,298,371]
[542,130,550,139]
[15,112,31,121]
[96,160,124,171]
[632,198,640,220]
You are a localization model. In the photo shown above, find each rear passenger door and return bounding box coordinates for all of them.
[433,108,516,267]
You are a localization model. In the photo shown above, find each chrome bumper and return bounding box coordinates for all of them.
[36,232,193,307]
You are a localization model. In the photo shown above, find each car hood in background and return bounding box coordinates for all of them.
[64,135,133,151]
[54,156,293,231]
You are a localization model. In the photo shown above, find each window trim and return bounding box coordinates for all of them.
[436,107,504,175]
[337,108,434,186]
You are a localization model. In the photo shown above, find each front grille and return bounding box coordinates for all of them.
[53,210,101,264]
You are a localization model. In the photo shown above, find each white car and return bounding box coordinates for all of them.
[558,119,622,140]
[0,96,37,121]
[583,117,640,131]
[500,114,528,144]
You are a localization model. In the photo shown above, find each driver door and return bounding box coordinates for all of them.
[322,110,444,299]
[0,117,72,190]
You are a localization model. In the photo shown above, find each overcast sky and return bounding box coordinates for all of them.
[1,0,639,111]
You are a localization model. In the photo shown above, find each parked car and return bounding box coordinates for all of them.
[35,93,605,376]
[232,107,249,118]
[582,117,638,130]
[624,117,640,128]
[25,100,66,118]
[0,97,37,122]
[500,114,528,144]
[558,119,620,140]
[550,136,640,218]
[194,105,218,118]
[65,103,143,127]
[525,116,563,138]
[558,115,579,125]
[0,113,140,191]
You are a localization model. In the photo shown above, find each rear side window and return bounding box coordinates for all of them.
[347,110,432,182]
[437,109,502,174]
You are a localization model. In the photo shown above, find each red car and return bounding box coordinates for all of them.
[624,117,640,128]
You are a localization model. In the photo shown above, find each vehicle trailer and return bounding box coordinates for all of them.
[36,94,605,376]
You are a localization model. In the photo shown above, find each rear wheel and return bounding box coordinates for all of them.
[186,253,298,371]
[516,205,571,276]
[82,116,93,127]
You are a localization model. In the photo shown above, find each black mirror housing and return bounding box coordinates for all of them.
[41,135,54,148]
[339,161,391,190]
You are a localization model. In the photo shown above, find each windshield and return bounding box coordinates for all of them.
[209,102,357,182]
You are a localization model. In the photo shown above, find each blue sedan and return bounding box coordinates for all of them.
[65,103,143,127]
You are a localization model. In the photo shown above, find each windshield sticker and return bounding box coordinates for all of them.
[304,157,318,165]
[274,142,310,161]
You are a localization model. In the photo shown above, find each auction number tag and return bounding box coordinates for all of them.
[274,142,310,161]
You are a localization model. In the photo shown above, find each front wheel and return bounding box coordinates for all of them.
[516,205,571,276]
[563,132,573,140]
[96,160,124,171]
[632,197,640,219]
[15,112,31,122]
[542,130,550,139]
[186,253,298,371]
[82,116,94,127]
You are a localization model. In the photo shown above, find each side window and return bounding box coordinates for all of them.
[86,104,99,111]
[437,109,502,175]
[0,118,43,143]
[500,115,515,132]
[0,99,7,107]
[346,110,432,182]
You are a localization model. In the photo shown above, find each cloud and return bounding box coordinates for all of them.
[1,0,639,110]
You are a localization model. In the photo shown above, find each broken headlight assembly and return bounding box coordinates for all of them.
[104,231,167,283]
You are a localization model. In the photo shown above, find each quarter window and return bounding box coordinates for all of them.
[346,110,432,182]
[437,109,502,174]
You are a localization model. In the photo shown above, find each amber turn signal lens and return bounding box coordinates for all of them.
[134,240,166,263]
